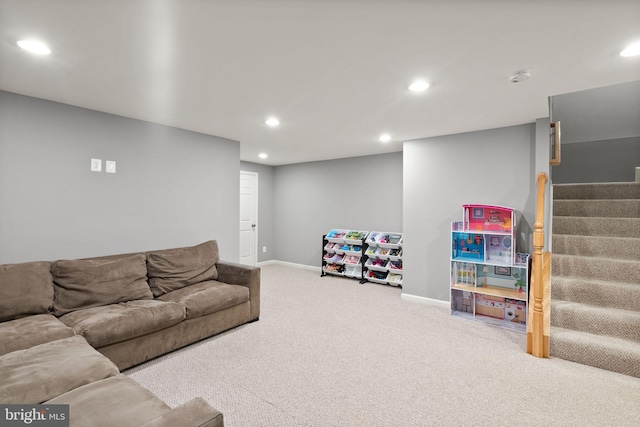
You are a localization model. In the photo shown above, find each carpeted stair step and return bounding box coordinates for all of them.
[551,276,640,312]
[551,300,640,343]
[554,182,640,200]
[550,181,640,377]
[550,326,640,378]
[552,253,640,284]
[553,216,640,238]
[554,199,640,218]
[552,235,640,261]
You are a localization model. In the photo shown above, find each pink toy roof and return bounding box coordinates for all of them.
[463,204,514,212]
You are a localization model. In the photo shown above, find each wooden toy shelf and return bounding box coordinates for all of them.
[451,283,527,301]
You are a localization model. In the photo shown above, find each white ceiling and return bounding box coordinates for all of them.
[1,0,639,166]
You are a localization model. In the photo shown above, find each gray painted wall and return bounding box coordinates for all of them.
[403,124,536,302]
[240,161,275,263]
[0,91,240,263]
[273,152,403,267]
[551,136,640,183]
[535,117,552,250]
[550,80,640,144]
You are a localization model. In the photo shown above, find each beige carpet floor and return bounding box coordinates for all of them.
[126,264,640,427]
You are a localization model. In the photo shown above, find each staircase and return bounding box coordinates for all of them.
[550,182,640,377]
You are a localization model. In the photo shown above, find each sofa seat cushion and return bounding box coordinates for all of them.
[46,374,170,427]
[52,253,153,316]
[147,240,220,297]
[0,261,53,322]
[59,300,185,348]
[157,280,249,319]
[0,314,75,356]
[0,335,119,404]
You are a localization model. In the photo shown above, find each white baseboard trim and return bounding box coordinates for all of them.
[256,260,277,267]
[257,264,450,307]
[401,293,449,308]
[257,260,322,273]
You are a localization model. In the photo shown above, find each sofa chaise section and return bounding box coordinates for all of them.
[0,314,75,357]
[0,336,119,404]
[46,375,223,427]
[0,336,223,427]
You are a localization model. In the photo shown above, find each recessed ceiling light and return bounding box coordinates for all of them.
[409,80,430,92]
[379,134,391,143]
[17,39,51,55]
[258,153,268,159]
[620,42,640,57]
[265,117,280,127]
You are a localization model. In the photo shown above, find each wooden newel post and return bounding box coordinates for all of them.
[529,172,549,357]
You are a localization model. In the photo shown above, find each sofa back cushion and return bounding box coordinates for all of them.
[146,240,219,297]
[0,261,53,322]
[52,254,152,316]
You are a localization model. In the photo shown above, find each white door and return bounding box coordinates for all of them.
[239,171,258,266]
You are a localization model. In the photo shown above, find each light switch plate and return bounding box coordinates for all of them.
[91,158,102,172]
[106,160,116,173]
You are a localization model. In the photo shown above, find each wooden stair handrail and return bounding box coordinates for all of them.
[550,122,561,165]
[528,172,550,357]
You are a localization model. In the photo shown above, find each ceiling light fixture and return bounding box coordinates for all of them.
[408,80,430,92]
[509,71,531,83]
[17,39,51,55]
[379,134,391,143]
[258,153,268,159]
[620,42,640,57]
[265,117,280,127]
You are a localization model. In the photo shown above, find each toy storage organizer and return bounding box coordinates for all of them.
[322,230,403,287]
[450,205,530,332]
[363,231,403,286]
[323,229,368,279]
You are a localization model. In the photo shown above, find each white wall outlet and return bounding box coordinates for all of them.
[91,158,102,172]
[262,246,267,253]
[106,160,116,173]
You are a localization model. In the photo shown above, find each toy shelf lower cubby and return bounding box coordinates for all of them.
[449,204,529,332]
[322,229,368,279]
[363,231,403,287]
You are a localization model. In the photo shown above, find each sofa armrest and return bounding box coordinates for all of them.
[216,261,260,321]
[141,397,224,427]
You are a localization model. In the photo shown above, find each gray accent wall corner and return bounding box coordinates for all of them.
[402,124,536,302]
[551,136,640,183]
[273,152,403,267]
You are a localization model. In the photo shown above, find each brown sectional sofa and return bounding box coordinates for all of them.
[0,240,260,427]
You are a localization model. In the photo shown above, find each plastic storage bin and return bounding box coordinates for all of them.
[344,230,369,244]
[326,229,349,243]
[365,257,387,271]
